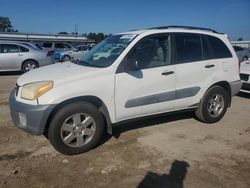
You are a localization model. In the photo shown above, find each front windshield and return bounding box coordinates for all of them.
[78,34,137,68]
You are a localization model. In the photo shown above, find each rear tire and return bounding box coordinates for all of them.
[195,86,229,123]
[22,60,38,73]
[48,102,104,155]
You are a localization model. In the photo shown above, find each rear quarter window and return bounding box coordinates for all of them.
[207,36,232,59]
[42,42,52,48]
[20,46,29,52]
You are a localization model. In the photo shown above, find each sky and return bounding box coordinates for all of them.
[0,0,250,40]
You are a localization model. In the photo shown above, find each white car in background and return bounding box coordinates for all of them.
[65,45,92,61]
[240,60,250,93]
[93,47,123,61]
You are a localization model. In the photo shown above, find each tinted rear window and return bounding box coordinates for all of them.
[207,36,232,59]
[201,36,213,60]
[55,43,71,49]
[20,46,29,52]
[42,42,52,48]
[175,33,202,63]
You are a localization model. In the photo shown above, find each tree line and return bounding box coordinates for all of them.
[0,16,18,32]
[58,32,111,43]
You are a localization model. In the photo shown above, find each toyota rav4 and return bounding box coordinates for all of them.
[9,26,242,155]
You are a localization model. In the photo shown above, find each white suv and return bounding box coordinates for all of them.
[9,26,242,155]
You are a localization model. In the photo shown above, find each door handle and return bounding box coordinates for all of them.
[161,71,174,76]
[18,54,23,56]
[205,64,215,68]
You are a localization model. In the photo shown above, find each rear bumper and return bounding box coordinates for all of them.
[230,80,242,96]
[9,90,55,135]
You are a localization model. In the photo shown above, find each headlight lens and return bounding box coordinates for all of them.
[21,81,53,100]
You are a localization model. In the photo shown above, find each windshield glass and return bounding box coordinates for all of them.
[78,34,137,68]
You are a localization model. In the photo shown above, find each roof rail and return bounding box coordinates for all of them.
[148,25,224,34]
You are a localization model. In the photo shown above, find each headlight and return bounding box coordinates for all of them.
[21,81,53,100]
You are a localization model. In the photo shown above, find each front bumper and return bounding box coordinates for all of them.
[240,74,250,92]
[9,90,55,135]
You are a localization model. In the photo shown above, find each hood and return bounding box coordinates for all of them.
[17,62,100,86]
[240,61,250,74]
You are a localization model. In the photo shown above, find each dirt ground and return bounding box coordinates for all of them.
[0,73,250,188]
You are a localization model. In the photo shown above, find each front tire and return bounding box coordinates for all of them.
[62,55,71,62]
[48,102,104,155]
[195,86,229,123]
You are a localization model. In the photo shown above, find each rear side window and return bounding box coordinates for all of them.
[207,36,232,58]
[175,33,202,63]
[55,43,71,49]
[1,44,20,53]
[20,46,29,52]
[55,43,64,49]
[42,42,52,48]
[201,36,213,60]
[63,44,72,49]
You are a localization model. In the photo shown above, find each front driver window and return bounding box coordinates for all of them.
[127,35,171,69]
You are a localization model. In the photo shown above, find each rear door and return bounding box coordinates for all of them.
[173,33,216,109]
[174,33,233,109]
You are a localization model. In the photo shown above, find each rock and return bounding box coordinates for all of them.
[138,161,151,169]
[101,169,109,175]
[12,169,19,174]
[62,159,69,164]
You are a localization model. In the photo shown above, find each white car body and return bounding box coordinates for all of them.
[240,60,250,93]
[9,26,242,154]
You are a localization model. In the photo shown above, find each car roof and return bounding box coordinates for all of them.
[0,40,38,50]
[119,26,226,37]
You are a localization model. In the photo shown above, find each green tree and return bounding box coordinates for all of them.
[0,17,13,32]
[87,32,108,43]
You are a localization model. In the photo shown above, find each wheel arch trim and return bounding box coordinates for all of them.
[44,96,112,136]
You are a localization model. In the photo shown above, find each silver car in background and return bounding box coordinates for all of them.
[0,41,54,72]
[233,46,250,62]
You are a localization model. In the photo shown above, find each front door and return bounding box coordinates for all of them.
[115,34,176,121]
